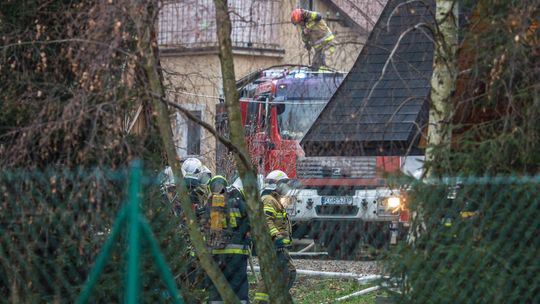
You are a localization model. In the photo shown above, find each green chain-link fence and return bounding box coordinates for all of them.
[1,162,539,303]
[0,161,190,303]
[385,176,540,303]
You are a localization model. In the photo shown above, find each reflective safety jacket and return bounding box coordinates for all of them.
[299,10,335,49]
[207,186,251,255]
[262,193,292,244]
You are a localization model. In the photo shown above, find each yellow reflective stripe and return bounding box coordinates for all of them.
[255,293,269,301]
[275,212,287,218]
[229,212,237,227]
[324,34,335,43]
[212,248,249,255]
[264,206,276,215]
[211,194,225,207]
[229,211,242,228]
[269,227,279,236]
[461,211,477,218]
[327,46,335,54]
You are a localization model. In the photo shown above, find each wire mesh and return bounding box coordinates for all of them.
[385,176,540,303]
[1,165,539,303]
[0,166,192,303]
[158,0,281,50]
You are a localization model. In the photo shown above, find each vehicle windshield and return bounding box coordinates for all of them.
[274,72,344,140]
[278,101,326,140]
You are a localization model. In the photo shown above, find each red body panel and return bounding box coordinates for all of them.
[240,85,403,180]
[240,101,248,126]
[376,156,401,173]
[399,209,410,223]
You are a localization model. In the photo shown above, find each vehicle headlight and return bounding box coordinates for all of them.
[386,196,402,210]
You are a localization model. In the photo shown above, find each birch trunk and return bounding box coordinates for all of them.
[131,1,239,303]
[213,0,294,303]
[426,0,459,177]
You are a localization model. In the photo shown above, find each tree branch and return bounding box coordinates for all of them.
[213,0,293,303]
[132,1,239,303]
[159,96,253,171]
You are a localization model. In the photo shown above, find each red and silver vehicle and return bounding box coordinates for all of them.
[216,67,421,257]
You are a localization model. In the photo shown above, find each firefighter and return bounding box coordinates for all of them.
[160,158,209,220]
[179,158,211,303]
[182,158,210,214]
[206,176,251,304]
[291,8,336,70]
[255,170,296,304]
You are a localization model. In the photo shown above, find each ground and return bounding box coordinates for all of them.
[247,275,386,303]
[248,258,385,303]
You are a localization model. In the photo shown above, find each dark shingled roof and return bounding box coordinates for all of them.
[301,0,435,156]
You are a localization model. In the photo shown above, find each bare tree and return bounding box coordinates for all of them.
[213,0,294,303]
[425,0,459,177]
[129,1,242,303]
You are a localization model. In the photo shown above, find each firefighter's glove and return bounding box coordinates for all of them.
[274,238,291,248]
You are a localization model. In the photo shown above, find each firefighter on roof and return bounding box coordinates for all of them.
[291,8,336,70]
[255,170,296,303]
[206,176,251,304]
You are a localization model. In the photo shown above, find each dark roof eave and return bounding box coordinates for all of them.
[302,140,425,157]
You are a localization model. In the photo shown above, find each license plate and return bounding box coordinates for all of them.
[321,196,353,205]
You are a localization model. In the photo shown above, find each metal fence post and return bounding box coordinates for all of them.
[76,160,184,303]
[126,160,142,304]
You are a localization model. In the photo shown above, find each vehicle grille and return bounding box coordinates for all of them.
[296,157,377,178]
[315,205,359,216]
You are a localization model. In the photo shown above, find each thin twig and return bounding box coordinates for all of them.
[158,95,253,171]
[0,39,133,57]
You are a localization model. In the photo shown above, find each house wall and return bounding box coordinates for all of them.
[159,0,369,173]
[161,53,283,171]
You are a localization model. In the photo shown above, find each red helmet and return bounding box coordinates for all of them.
[291,8,304,25]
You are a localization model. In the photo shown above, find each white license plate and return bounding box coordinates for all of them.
[321,196,353,205]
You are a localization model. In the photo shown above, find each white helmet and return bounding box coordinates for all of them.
[198,165,212,185]
[265,170,289,183]
[232,177,243,192]
[181,158,202,178]
[264,170,290,195]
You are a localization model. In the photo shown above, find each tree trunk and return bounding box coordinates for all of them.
[131,1,239,303]
[213,0,294,303]
[426,0,459,177]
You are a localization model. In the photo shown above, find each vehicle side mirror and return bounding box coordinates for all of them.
[273,96,286,115]
[276,104,285,115]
